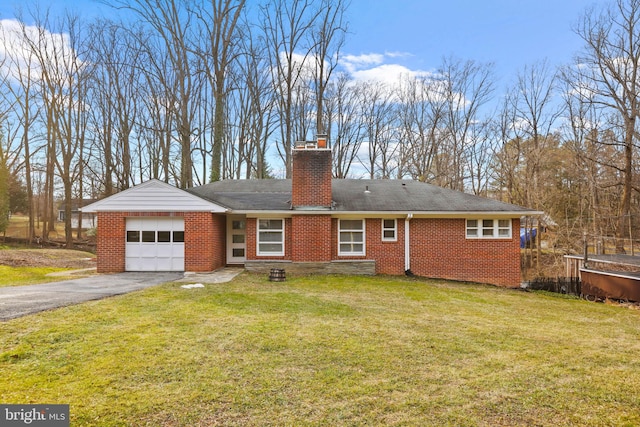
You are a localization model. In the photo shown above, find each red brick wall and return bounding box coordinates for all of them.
[365,218,406,275]
[291,149,332,208]
[96,212,126,273]
[246,218,256,259]
[330,218,405,275]
[184,212,225,272]
[212,214,226,268]
[409,218,521,287]
[291,215,332,262]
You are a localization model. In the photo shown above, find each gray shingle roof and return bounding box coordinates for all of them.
[187,179,535,214]
[333,179,531,212]
[187,180,292,210]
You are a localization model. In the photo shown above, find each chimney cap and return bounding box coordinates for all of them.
[316,133,328,148]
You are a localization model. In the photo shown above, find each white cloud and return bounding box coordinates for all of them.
[351,63,434,87]
[341,53,384,73]
[351,63,413,84]
[340,51,433,88]
[0,18,79,83]
[384,51,412,59]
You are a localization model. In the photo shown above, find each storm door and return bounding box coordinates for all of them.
[227,215,246,264]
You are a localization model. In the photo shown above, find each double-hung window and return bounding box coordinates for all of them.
[382,219,397,242]
[257,219,284,256]
[339,219,365,255]
[466,219,512,239]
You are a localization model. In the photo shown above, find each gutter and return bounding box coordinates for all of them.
[231,209,542,217]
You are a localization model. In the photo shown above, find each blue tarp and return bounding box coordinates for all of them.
[520,228,537,248]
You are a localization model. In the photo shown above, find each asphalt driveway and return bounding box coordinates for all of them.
[0,272,183,321]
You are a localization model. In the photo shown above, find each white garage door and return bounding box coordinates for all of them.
[125,217,185,271]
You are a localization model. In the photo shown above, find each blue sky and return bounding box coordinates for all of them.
[0,0,597,90]
[342,0,597,88]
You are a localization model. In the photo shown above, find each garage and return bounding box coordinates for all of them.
[125,217,185,271]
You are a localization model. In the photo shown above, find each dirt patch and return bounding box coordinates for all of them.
[0,249,96,269]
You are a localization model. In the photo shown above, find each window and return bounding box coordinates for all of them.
[232,248,245,257]
[128,230,182,242]
[339,219,365,255]
[142,231,156,242]
[257,219,284,256]
[382,219,397,242]
[466,219,512,239]
[497,219,511,237]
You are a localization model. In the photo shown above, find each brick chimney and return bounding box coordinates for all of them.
[291,135,332,209]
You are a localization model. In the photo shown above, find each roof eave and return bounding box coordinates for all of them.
[82,207,228,213]
[229,209,543,217]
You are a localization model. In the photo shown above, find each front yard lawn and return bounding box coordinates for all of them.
[1,274,640,426]
[0,248,96,286]
[0,265,76,287]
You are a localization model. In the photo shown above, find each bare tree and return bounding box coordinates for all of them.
[86,20,145,194]
[310,0,347,137]
[38,13,90,247]
[192,0,246,182]
[0,19,41,241]
[491,88,524,205]
[235,31,277,179]
[114,0,200,188]
[261,0,318,177]
[396,74,446,183]
[509,60,562,210]
[137,57,175,183]
[573,0,640,252]
[15,10,89,246]
[439,57,495,191]
[560,68,609,248]
[465,118,495,196]
[325,73,364,178]
[0,141,10,236]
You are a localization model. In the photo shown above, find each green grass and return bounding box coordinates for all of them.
[2,274,640,426]
[0,265,76,287]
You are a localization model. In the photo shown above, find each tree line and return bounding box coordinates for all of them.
[0,0,639,254]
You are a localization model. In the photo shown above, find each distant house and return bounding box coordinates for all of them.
[83,138,540,287]
[58,199,98,229]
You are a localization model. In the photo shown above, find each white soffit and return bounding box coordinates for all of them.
[82,179,227,213]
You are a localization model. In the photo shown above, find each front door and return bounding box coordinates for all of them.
[227,215,246,264]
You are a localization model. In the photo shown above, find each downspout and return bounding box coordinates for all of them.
[405,213,413,275]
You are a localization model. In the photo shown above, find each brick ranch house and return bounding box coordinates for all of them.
[83,140,540,287]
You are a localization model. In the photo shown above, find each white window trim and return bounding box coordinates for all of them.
[257,218,285,256]
[466,218,512,239]
[338,219,366,256]
[381,218,397,242]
